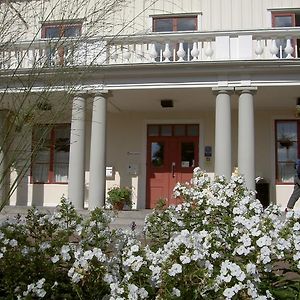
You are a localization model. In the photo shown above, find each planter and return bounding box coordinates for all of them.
[113,202,125,211]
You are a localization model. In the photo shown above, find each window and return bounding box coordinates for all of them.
[153,16,197,32]
[275,120,299,183]
[41,22,82,38]
[272,12,300,57]
[31,124,70,183]
[152,15,197,61]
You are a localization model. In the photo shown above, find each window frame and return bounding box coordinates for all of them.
[31,124,70,184]
[275,120,300,184]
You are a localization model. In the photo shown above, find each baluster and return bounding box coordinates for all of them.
[270,39,279,59]
[123,45,131,62]
[176,42,186,62]
[204,41,213,60]
[191,42,199,61]
[163,43,172,62]
[149,43,158,62]
[284,38,294,59]
[255,40,264,58]
[111,45,118,62]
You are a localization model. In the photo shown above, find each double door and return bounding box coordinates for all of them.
[146,124,199,208]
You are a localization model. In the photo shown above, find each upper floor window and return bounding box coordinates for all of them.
[41,22,82,38]
[152,16,197,32]
[31,124,70,184]
[275,120,299,183]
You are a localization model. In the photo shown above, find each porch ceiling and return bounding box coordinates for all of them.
[108,86,300,113]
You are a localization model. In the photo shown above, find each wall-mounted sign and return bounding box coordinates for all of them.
[204,146,212,157]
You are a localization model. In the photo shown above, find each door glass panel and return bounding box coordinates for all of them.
[161,125,172,136]
[174,125,185,136]
[148,125,159,136]
[151,142,164,167]
[187,125,199,136]
[181,142,195,167]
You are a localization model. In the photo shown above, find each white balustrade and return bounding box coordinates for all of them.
[191,42,199,61]
[163,43,172,62]
[270,39,279,59]
[284,38,294,59]
[255,40,264,58]
[204,41,214,60]
[1,28,300,69]
[177,42,185,61]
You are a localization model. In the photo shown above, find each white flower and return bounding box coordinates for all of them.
[168,263,182,276]
[179,254,191,264]
[256,235,272,248]
[172,287,181,297]
[61,245,71,261]
[51,255,59,263]
[9,239,18,247]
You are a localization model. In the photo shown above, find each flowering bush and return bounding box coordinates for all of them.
[1,169,300,299]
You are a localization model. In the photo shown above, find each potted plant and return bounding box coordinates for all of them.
[107,186,132,210]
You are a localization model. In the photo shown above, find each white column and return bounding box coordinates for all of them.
[68,94,86,209]
[236,87,257,191]
[89,92,107,210]
[213,88,233,179]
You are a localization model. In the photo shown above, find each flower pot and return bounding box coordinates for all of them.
[113,202,125,210]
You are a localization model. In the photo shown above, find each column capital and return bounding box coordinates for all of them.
[235,87,258,95]
[212,87,234,95]
[89,89,110,98]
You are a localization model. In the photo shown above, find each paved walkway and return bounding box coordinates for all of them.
[0,206,152,233]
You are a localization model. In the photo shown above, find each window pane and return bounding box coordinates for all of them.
[277,141,297,161]
[187,125,199,136]
[174,125,185,136]
[45,27,60,38]
[64,26,81,37]
[181,142,195,167]
[274,16,293,27]
[32,164,49,183]
[277,162,295,183]
[177,17,196,31]
[277,121,297,146]
[54,126,70,182]
[151,142,164,167]
[148,125,159,136]
[154,18,173,32]
[161,125,172,136]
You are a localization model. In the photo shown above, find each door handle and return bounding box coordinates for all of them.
[171,162,176,178]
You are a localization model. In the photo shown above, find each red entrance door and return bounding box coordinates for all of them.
[146,124,199,208]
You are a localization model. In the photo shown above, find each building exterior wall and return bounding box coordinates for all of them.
[3,0,300,42]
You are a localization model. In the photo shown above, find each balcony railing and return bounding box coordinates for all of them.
[1,28,300,70]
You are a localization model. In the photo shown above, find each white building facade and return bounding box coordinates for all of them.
[1,0,300,209]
